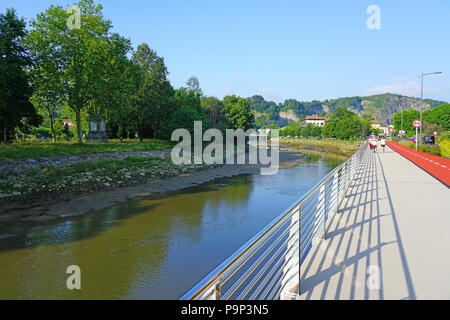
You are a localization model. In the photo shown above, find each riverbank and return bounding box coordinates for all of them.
[0,151,305,235]
[0,139,173,160]
[279,138,361,156]
[0,152,213,202]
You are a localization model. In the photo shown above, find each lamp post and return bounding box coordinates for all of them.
[418,71,442,144]
[401,97,405,140]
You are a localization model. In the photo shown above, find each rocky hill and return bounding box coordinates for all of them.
[250,94,447,127]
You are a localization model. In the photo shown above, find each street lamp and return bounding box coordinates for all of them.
[401,97,406,140]
[418,71,442,144]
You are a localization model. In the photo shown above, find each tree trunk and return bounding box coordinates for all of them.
[50,116,55,143]
[76,108,82,144]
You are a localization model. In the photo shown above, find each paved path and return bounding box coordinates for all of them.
[298,145,450,300]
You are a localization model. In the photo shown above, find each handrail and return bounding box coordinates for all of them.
[180,141,368,300]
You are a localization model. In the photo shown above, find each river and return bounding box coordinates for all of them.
[0,151,342,299]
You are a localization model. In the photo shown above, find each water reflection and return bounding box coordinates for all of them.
[0,153,341,299]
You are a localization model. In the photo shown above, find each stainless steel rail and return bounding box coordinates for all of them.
[180,141,368,300]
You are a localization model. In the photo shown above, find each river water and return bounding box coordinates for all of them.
[0,152,342,299]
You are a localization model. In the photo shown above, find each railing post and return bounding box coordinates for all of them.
[319,184,326,240]
[297,206,301,297]
[213,282,221,300]
[332,171,339,214]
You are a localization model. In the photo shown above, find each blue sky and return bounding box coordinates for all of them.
[2,0,449,103]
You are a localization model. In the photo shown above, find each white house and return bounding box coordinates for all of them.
[304,115,329,127]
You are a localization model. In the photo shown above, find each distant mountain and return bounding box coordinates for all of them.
[249,94,447,127]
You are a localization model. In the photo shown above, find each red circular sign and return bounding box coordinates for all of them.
[433,131,438,135]
[412,119,421,128]
[389,128,394,132]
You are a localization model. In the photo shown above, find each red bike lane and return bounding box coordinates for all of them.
[386,141,450,187]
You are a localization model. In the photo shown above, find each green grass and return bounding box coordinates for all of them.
[279,138,360,156]
[0,139,174,160]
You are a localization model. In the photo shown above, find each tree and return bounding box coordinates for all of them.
[201,96,228,131]
[186,76,203,96]
[223,95,254,131]
[281,121,301,136]
[28,58,64,142]
[0,8,41,142]
[25,0,131,143]
[159,88,205,139]
[105,58,140,139]
[323,108,370,139]
[132,43,174,140]
[423,103,450,131]
[393,109,420,137]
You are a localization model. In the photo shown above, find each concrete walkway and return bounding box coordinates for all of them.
[298,145,450,300]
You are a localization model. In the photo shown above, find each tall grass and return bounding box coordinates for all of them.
[0,139,173,160]
[280,138,360,156]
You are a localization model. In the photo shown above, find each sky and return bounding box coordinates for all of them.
[2,0,449,103]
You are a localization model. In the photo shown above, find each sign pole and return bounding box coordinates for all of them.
[412,119,421,150]
[416,127,418,150]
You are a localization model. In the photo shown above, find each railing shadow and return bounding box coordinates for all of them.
[298,148,416,300]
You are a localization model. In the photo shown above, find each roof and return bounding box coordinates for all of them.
[305,115,326,120]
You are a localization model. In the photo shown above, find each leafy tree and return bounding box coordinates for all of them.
[423,103,450,131]
[101,54,140,139]
[186,76,203,96]
[25,0,131,143]
[393,109,420,137]
[28,59,64,142]
[0,8,41,142]
[223,95,254,131]
[281,121,302,136]
[333,106,355,119]
[158,88,205,139]
[323,108,370,139]
[201,96,228,130]
[132,43,174,140]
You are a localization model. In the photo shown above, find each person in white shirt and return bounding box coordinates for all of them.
[372,138,378,153]
[380,138,386,152]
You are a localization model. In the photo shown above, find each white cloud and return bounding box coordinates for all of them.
[366,76,440,97]
[260,88,284,103]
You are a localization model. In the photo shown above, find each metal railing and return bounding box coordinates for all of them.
[180,141,368,300]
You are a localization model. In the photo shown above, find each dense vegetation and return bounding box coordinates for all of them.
[280,107,371,140]
[0,2,255,145]
[393,104,450,137]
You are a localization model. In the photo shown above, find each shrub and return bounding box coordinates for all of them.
[419,144,441,156]
[440,139,450,159]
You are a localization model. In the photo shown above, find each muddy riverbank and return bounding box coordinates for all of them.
[0,151,305,236]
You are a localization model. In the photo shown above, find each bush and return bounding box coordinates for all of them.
[419,144,441,156]
[440,139,450,158]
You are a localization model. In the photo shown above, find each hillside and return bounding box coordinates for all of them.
[250,94,447,128]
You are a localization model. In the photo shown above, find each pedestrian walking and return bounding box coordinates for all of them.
[372,137,378,153]
[380,138,386,152]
